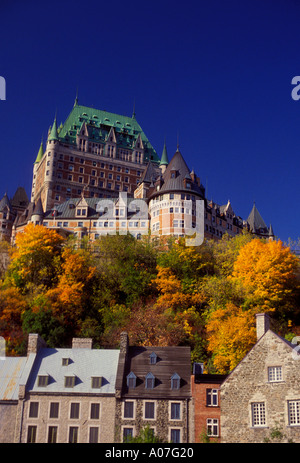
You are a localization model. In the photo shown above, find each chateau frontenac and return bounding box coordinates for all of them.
[0,100,274,243]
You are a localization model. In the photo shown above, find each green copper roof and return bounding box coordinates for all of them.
[56,104,159,163]
[160,141,169,166]
[35,140,44,164]
[48,117,58,141]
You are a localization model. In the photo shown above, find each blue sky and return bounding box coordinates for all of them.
[0,0,299,243]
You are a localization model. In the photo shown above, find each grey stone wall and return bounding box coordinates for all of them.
[115,398,191,443]
[221,330,300,443]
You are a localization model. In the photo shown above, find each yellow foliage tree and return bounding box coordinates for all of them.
[7,223,64,290]
[206,303,257,373]
[231,239,300,313]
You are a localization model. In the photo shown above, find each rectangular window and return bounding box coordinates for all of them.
[207,418,219,437]
[90,403,100,420]
[206,389,218,406]
[288,400,300,425]
[49,402,59,419]
[29,402,39,418]
[171,402,181,420]
[70,402,80,419]
[268,366,282,382]
[123,427,133,442]
[69,427,78,443]
[251,402,266,427]
[144,402,155,419]
[47,426,58,443]
[89,427,99,443]
[27,425,37,443]
[124,401,134,419]
[170,428,181,443]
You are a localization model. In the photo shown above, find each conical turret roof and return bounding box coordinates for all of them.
[48,117,58,141]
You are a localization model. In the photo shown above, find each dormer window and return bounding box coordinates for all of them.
[91,376,102,388]
[171,373,181,390]
[37,375,49,387]
[64,375,76,388]
[127,372,137,389]
[149,352,157,365]
[145,372,155,389]
[62,358,70,366]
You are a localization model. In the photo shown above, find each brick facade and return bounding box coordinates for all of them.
[191,374,226,442]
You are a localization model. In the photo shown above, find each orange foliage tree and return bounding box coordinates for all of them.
[46,247,97,331]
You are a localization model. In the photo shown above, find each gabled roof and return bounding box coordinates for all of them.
[221,329,296,387]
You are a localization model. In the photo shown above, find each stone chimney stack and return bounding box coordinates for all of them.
[120,331,129,355]
[27,333,47,357]
[256,313,270,341]
[72,338,93,349]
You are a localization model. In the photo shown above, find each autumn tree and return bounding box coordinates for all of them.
[5,223,64,292]
[206,303,257,373]
[231,239,300,320]
[0,287,28,354]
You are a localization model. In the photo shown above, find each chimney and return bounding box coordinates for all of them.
[256,313,270,341]
[120,331,129,355]
[72,338,93,349]
[27,333,47,357]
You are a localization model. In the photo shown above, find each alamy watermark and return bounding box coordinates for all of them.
[0,76,6,100]
[92,192,204,246]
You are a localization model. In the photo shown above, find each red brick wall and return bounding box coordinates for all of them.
[191,375,222,443]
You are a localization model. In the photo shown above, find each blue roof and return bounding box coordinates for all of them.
[27,347,120,394]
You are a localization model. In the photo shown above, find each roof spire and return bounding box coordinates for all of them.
[74,87,78,107]
[48,115,58,141]
[132,98,136,119]
[160,139,169,167]
[35,138,44,164]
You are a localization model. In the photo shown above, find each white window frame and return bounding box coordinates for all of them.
[251,402,266,427]
[288,400,300,426]
[206,388,219,406]
[207,418,219,437]
[268,366,283,382]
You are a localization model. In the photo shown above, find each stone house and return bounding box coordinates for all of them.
[191,370,227,442]
[0,334,120,443]
[221,313,300,443]
[115,332,192,443]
